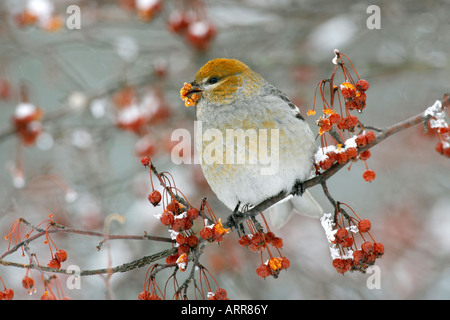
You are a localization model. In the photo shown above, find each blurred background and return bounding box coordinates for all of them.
[0,0,449,300]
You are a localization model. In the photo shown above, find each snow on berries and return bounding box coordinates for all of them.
[320,203,384,274]
[424,99,450,158]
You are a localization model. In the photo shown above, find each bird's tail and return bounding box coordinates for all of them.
[265,190,323,229]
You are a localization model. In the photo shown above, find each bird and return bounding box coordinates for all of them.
[181,58,322,228]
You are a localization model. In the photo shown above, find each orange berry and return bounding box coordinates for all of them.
[22,276,34,290]
[358,219,371,233]
[47,258,61,269]
[55,249,68,262]
[363,169,376,182]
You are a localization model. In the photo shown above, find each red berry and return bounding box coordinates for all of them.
[160,210,174,226]
[200,227,213,240]
[345,115,359,129]
[329,113,341,124]
[2,288,14,300]
[363,169,376,182]
[176,233,186,245]
[341,236,354,247]
[165,254,179,264]
[336,228,348,240]
[138,291,152,300]
[47,258,61,269]
[166,201,181,215]
[356,134,368,148]
[332,258,352,274]
[358,219,371,233]
[167,11,191,34]
[352,250,366,265]
[256,263,272,278]
[346,147,357,159]
[361,241,374,255]
[319,157,333,170]
[281,256,290,269]
[238,234,251,247]
[365,131,376,144]
[22,276,34,290]
[140,156,150,166]
[271,237,284,249]
[55,249,68,262]
[335,152,348,165]
[186,207,199,220]
[436,141,444,154]
[359,150,371,160]
[214,288,228,300]
[177,243,190,255]
[187,235,199,247]
[374,242,385,256]
[148,190,162,206]
[356,79,369,91]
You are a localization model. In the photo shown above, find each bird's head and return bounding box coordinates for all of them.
[180,58,264,107]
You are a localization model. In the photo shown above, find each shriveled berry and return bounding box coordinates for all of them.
[336,228,348,240]
[365,131,376,144]
[352,250,366,265]
[214,288,228,300]
[148,190,162,206]
[187,235,199,247]
[2,288,14,300]
[356,79,369,92]
[358,219,371,233]
[186,207,199,220]
[271,237,283,249]
[281,256,290,269]
[140,156,150,166]
[374,242,385,256]
[22,276,34,290]
[356,134,368,147]
[361,241,374,255]
[346,147,357,159]
[256,263,272,278]
[200,227,213,240]
[335,152,348,165]
[359,150,371,160]
[165,254,179,264]
[55,249,67,262]
[160,210,174,226]
[319,158,333,170]
[47,258,61,269]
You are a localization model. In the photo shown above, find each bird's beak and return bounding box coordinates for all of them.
[180,82,202,107]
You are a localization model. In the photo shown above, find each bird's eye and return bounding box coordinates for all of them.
[208,77,218,84]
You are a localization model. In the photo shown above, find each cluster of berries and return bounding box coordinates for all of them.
[121,0,163,22]
[308,50,377,182]
[14,0,63,31]
[12,102,44,147]
[238,215,290,279]
[167,4,217,52]
[425,98,450,158]
[320,203,384,274]
[143,156,229,270]
[180,82,201,107]
[0,276,14,300]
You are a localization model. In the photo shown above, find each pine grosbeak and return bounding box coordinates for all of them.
[181,58,322,227]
